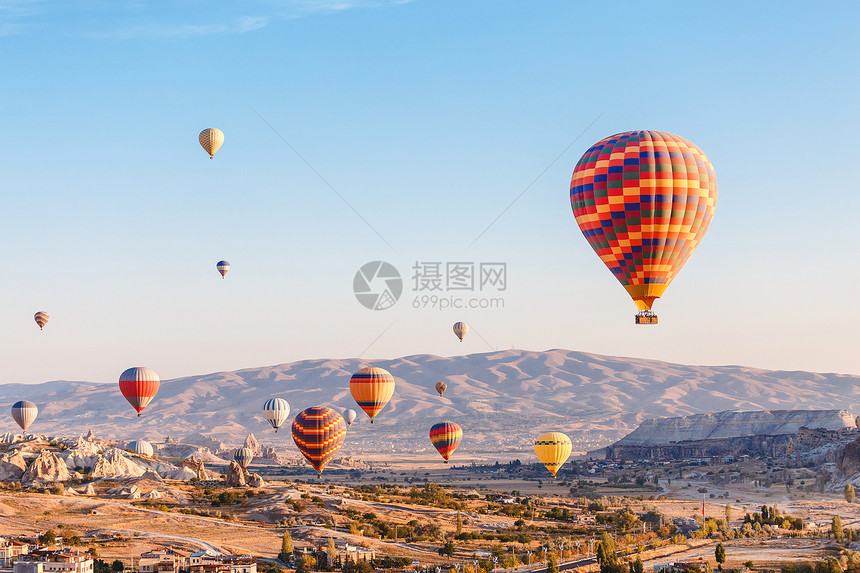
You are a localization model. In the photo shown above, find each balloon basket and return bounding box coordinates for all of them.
[635,311,658,325]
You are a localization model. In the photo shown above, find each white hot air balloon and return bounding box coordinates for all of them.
[344,408,357,426]
[11,401,38,431]
[262,398,290,433]
[127,440,154,457]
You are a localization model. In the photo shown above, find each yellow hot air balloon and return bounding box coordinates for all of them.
[534,432,572,477]
[435,381,447,396]
[199,128,224,159]
[453,321,469,342]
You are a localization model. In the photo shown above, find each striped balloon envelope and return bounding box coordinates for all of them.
[118,367,160,417]
[34,312,49,330]
[199,128,224,158]
[429,421,462,463]
[127,440,154,457]
[216,260,230,278]
[570,131,717,324]
[291,406,347,477]
[262,397,290,433]
[11,400,38,431]
[534,432,572,477]
[349,367,395,423]
[435,381,447,397]
[453,321,469,342]
[234,447,254,469]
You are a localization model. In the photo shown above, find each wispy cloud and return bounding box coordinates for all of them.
[103,15,269,40]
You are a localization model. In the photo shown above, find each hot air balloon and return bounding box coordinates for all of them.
[216,260,230,278]
[344,409,357,427]
[234,447,253,469]
[435,381,447,397]
[291,406,346,477]
[534,432,572,477]
[262,398,290,433]
[570,131,718,324]
[34,312,49,330]
[118,367,160,417]
[127,440,154,457]
[453,322,469,342]
[199,128,224,159]
[11,401,37,431]
[430,421,462,463]
[349,367,395,423]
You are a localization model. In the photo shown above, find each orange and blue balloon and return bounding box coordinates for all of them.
[570,131,717,324]
[291,406,347,477]
[349,367,395,423]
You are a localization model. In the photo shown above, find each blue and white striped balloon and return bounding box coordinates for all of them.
[262,397,290,433]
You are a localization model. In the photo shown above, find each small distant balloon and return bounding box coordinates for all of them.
[453,321,469,342]
[216,260,230,278]
[234,447,253,469]
[199,128,224,159]
[11,400,38,431]
[534,432,572,477]
[118,367,160,417]
[262,398,290,433]
[344,409,357,426]
[128,440,154,457]
[34,312,49,330]
[430,421,462,463]
[349,367,395,424]
[435,381,447,397]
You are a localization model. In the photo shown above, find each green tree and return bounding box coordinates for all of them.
[815,559,842,573]
[327,537,337,567]
[715,543,726,571]
[597,532,618,573]
[279,531,294,563]
[744,561,754,570]
[94,561,111,573]
[547,552,559,573]
[633,557,644,573]
[846,484,855,504]
[38,530,56,545]
[439,540,455,559]
[456,510,463,535]
[295,556,307,573]
[111,560,124,573]
[832,515,844,541]
[725,504,732,525]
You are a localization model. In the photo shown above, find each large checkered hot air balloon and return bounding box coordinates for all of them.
[349,367,395,423]
[118,367,160,417]
[11,400,38,431]
[570,131,717,324]
[429,421,462,463]
[291,406,347,477]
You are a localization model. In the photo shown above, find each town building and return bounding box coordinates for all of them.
[0,540,31,568]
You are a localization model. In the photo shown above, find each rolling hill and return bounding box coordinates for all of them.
[2,349,859,459]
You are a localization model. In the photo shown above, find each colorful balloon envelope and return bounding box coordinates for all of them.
[34,312,49,330]
[216,260,230,278]
[344,409,357,426]
[534,432,572,477]
[234,447,253,469]
[430,421,462,463]
[291,406,347,477]
[11,400,38,431]
[349,367,395,423]
[570,131,717,324]
[118,367,160,417]
[435,381,447,397]
[199,128,224,158]
[262,397,290,433]
[127,440,154,457]
[453,322,469,342]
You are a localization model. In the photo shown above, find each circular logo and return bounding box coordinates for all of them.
[353,261,403,311]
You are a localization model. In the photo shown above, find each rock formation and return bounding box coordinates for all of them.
[179,456,208,480]
[243,434,261,456]
[262,445,280,461]
[22,450,70,484]
[0,451,26,481]
[143,489,161,499]
[247,473,266,488]
[84,429,96,441]
[225,461,247,487]
[82,483,96,495]
[89,451,146,478]
[181,433,225,452]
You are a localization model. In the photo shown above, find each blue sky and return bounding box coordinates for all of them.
[1,1,859,384]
